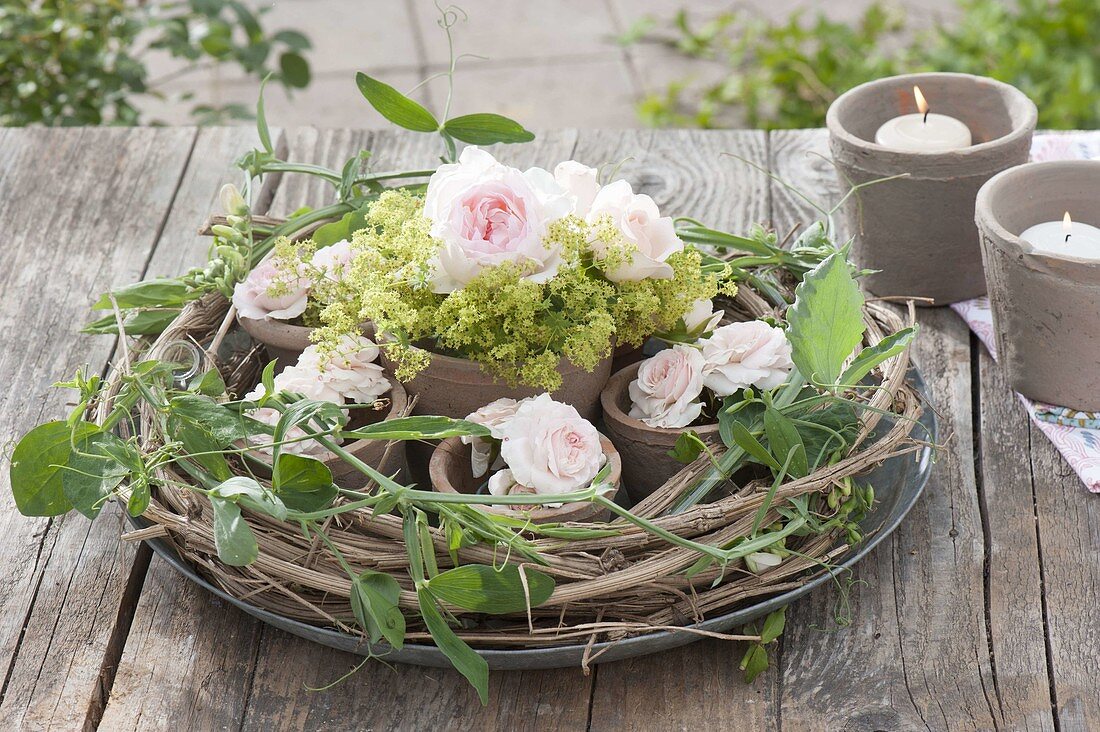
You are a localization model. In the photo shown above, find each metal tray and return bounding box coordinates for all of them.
[137,369,935,671]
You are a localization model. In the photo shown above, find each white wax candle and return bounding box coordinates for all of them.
[873,85,972,152]
[1020,212,1100,259]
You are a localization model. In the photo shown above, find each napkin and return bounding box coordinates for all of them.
[949,132,1100,492]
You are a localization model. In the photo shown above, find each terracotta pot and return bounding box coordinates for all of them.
[600,362,720,502]
[976,160,1100,410]
[429,436,621,523]
[239,316,376,372]
[384,344,613,422]
[826,72,1037,305]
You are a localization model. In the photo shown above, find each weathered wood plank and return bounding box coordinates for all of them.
[0,127,197,731]
[766,129,999,730]
[582,129,777,732]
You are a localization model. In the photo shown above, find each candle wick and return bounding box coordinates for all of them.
[1065,233,1072,242]
[922,110,929,124]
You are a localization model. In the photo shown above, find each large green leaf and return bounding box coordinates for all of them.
[82,308,181,336]
[213,476,287,521]
[763,406,808,478]
[442,113,535,145]
[417,586,489,704]
[170,394,257,446]
[785,252,866,386]
[10,421,98,516]
[166,414,232,481]
[355,72,438,132]
[427,564,555,614]
[91,279,193,310]
[278,51,310,88]
[841,325,918,385]
[210,497,259,566]
[341,416,490,442]
[350,570,406,648]
[63,430,133,519]
[272,453,335,512]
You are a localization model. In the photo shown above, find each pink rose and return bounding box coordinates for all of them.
[311,239,354,283]
[499,394,605,495]
[586,179,684,282]
[700,321,793,396]
[425,147,571,293]
[232,258,310,321]
[461,397,526,478]
[682,299,723,337]
[243,375,344,459]
[554,160,601,217]
[628,345,706,429]
[297,335,389,405]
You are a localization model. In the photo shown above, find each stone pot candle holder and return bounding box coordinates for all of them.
[826,72,1037,305]
[976,160,1100,410]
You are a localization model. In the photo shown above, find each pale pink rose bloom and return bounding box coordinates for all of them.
[461,397,526,478]
[425,147,572,293]
[311,239,355,282]
[499,394,605,495]
[700,321,793,396]
[242,381,342,459]
[586,179,684,282]
[297,335,389,405]
[232,258,310,321]
[486,469,540,509]
[682,299,723,336]
[628,345,706,429]
[553,160,601,217]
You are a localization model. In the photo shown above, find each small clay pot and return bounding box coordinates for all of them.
[600,362,720,502]
[429,436,621,523]
[383,344,613,423]
[326,378,409,489]
[976,160,1100,410]
[238,315,313,371]
[826,72,1037,305]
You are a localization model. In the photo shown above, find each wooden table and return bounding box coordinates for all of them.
[0,127,1096,731]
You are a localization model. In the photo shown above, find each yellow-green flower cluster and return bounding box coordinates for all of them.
[310,189,724,391]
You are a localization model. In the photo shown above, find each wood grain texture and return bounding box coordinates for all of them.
[0,128,197,731]
[768,129,999,730]
[579,129,776,732]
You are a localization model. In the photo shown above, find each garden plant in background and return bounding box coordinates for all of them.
[0,0,311,126]
[628,0,1100,130]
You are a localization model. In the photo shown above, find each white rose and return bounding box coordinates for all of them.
[628,345,706,429]
[553,160,601,217]
[682,299,723,336]
[311,239,354,283]
[586,179,684,282]
[461,397,526,478]
[296,335,390,405]
[231,258,310,321]
[700,321,794,396]
[499,394,605,495]
[425,147,572,293]
[243,381,341,459]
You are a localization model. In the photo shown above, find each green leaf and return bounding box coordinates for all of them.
[841,325,918,386]
[166,414,231,481]
[740,642,769,683]
[427,564,555,614]
[668,430,705,464]
[210,497,259,566]
[718,397,765,449]
[213,476,287,520]
[92,279,193,310]
[169,394,256,445]
[256,74,274,153]
[10,421,99,516]
[728,421,781,472]
[190,369,227,397]
[760,606,786,644]
[350,570,405,648]
[356,73,438,132]
[340,416,490,442]
[763,406,808,478]
[273,29,311,51]
[312,207,368,247]
[63,430,132,519]
[442,113,535,145]
[127,478,151,517]
[785,252,866,385]
[279,51,310,88]
[417,586,488,704]
[273,452,332,493]
[82,308,181,336]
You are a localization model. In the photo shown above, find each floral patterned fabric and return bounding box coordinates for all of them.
[950,132,1100,492]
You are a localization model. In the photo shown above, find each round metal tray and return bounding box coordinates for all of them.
[136,369,935,671]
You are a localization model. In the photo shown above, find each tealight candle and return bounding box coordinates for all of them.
[874,86,973,152]
[1020,212,1100,259]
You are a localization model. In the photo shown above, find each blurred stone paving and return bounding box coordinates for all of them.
[141,0,960,129]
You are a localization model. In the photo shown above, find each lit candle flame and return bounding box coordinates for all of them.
[914,86,929,118]
[1064,211,1073,242]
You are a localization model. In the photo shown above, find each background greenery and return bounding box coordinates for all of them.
[0,0,311,126]
[628,0,1100,130]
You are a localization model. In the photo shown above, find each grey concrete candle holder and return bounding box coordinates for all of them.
[976,160,1100,410]
[826,72,1037,305]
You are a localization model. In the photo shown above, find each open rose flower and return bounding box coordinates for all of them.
[682,299,723,336]
[297,335,389,404]
[700,321,793,396]
[311,239,355,283]
[243,370,345,459]
[554,160,601,217]
[628,345,706,428]
[425,147,572,293]
[231,257,310,321]
[499,394,605,495]
[461,397,526,478]
[586,179,684,282]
